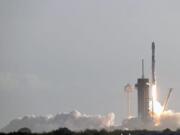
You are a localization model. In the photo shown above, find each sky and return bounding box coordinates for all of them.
[0,0,180,129]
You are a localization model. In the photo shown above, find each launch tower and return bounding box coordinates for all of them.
[135,60,150,123]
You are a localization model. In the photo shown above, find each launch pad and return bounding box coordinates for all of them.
[123,42,173,129]
[135,42,156,123]
[136,78,150,123]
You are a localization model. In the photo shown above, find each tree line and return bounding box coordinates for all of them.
[0,128,180,135]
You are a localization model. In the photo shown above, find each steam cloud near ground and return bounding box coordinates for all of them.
[157,111,180,130]
[122,110,180,131]
[2,110,180,133]
[1,110,115,133]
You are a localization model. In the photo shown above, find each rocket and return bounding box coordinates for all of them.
[152,42,155,85]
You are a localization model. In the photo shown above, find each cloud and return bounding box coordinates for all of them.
[121,110,180,131]
[1,110,115,133]
[157,111,180,130]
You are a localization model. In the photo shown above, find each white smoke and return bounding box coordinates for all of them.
[157,110,180,130]
[1,110,115,133]
[121,110,180,131]
[3,110,180,132]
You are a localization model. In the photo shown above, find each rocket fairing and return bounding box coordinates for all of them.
[152,42,155,85]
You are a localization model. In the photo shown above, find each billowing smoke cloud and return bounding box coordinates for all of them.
[121,110,180,131]
[157,111,180,130]
[3,109,180,132]
[1,110,115,133]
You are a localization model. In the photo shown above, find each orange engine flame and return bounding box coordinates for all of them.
[150,84,163,126]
